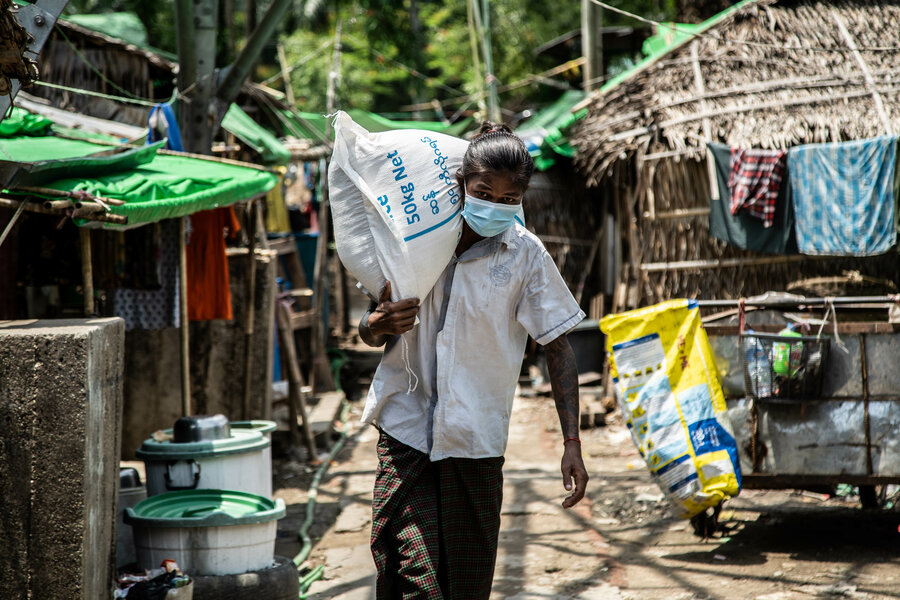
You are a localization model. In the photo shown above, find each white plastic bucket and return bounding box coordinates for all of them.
[126,489,285,576]
[137,429,271,498]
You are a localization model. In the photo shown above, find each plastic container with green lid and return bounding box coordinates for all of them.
[137,426,272,498]
[125,489,286,576]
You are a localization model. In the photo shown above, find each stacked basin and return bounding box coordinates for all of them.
[126,415,284,576]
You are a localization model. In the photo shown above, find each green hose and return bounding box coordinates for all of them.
[294,352,355,598]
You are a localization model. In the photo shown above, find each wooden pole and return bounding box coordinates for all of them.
[276,42,296,107]
[581,0,603,91]
[466,0,486,114]
[690,40,719,201]
[276,301,318,460]
[832,10,893,134]
[179,216,191,416]
[242,200,258,420]
[325,20,343,139]
[79,228,94,316]
[310,182,334,392]
[0,197,127,225]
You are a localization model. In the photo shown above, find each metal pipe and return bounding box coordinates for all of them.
[860,334,873,477]
[179,216,191,416]
[696,295,900,309]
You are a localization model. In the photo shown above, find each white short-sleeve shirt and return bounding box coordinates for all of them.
[362,223,585,461]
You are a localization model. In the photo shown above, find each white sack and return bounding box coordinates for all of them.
[329,111,467,304]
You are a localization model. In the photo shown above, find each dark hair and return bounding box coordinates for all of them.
[459,121,535,187]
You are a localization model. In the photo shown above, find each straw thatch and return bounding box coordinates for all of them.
[571,0,900,306]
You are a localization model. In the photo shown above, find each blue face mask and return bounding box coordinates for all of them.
[461,194,521,238]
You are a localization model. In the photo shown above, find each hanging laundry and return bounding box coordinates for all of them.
[708,143,797,254]
[789,135,898,256]
[264,168,291,234]
[112,220,180,331]
[728,146,787,228]
[186,207,241,321]
[147,103,184,151]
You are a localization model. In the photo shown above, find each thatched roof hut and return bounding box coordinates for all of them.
[27,19,177,127]
[571,0,900,308]
[24,17,299,151]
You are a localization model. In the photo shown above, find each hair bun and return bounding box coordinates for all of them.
[476,121,512,138]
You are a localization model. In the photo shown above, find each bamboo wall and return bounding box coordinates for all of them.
[622,153,900,308]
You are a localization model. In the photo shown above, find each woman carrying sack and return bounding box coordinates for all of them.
[359,122,589,600]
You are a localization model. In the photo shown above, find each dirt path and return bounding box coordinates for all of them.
[274,394,900,600]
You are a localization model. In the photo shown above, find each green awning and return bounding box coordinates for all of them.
[1,118,276,229]
[63,12,149,47]
[515,90,587,171]
[277,108,475,143]
[222,104,291,165]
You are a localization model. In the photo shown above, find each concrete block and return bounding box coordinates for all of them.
[0,318,125,600]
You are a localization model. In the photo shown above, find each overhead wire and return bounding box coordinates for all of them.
[261,38,333,86]
[54,25,160,103]
[31,80,160,107]
[342,33,469,98]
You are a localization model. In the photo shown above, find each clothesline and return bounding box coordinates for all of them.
[706,136,899,257]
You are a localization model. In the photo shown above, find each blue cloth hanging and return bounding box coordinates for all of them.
[788,135,898,256]
[147,103,184,152]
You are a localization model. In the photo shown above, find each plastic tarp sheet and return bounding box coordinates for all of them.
[0,108,52,137]
[1,131,277,229]
[63,11,149,47]
[515,90,586,171]
[278,108,474,143]
[221,103,291,166]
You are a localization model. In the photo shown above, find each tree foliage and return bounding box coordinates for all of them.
[70,0,740,121]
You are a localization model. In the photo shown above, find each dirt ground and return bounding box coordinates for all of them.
[273,391,900,600]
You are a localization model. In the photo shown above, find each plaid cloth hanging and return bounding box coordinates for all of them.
[728,147,788,228]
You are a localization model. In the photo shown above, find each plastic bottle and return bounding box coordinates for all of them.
[744,332,772,398]
[773,325,803,376]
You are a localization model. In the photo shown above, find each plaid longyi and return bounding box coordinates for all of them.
[728,147,787,228]
[371,431,504,600]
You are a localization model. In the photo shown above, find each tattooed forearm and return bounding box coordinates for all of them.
[545,334,579,439]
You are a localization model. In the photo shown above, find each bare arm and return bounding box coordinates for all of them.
[545,333,589,508]
[358,280,419,348]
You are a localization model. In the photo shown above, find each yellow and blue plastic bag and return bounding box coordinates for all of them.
[600,299,741,518]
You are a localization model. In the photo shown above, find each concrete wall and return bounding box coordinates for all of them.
[0,318,125,600]
[121,248,277,458]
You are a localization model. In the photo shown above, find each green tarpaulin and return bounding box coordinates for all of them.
[63,12,149,48]
[515,90,587,171]
[222,104,291,165]
[0,108,52,137]
[1,112,277,229]
[278,108,475,143]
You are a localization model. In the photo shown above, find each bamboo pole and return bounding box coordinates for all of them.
[640,254,818,272]
[0,197,127,225]
[275,300,318,460]
[276,42,296,107]
[18,186,126,206]
[832,9,893,135]
[689,40,718,202]
[79,228,95,316]
[179,216,191,417]
[243,200,258,421]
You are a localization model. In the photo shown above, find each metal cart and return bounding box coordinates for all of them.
[701,295,900,508]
